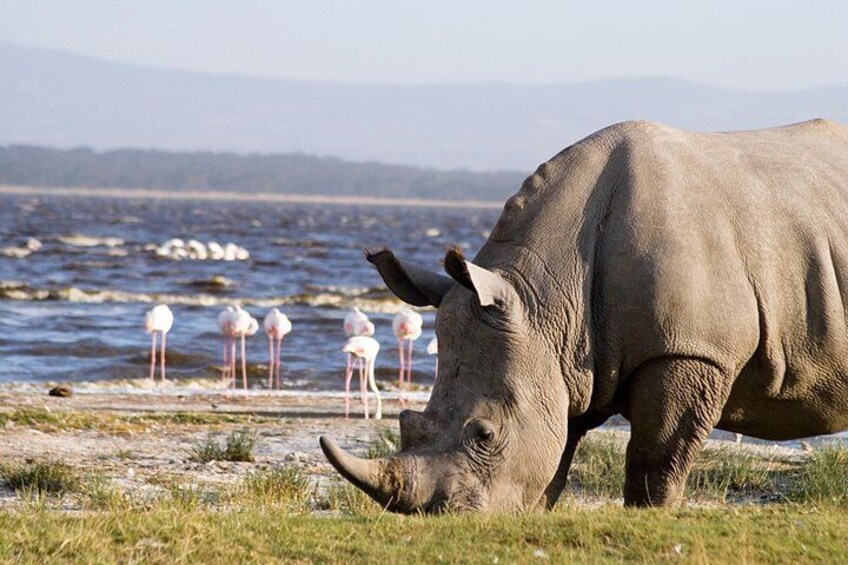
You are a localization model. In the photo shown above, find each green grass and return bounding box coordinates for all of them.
[318,481,383,517]
[190,430,257,463]
[569,434,627,498]
[0,460,81,495]
[569,433,801,503]
[0,506,846,563]
[790,444,848,505]
[237,467,314,512]
[687,446,782,502]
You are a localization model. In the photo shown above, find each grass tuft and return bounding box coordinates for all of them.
[0,460,81,495]
[687,446,779,502]
[319,481,382,516]
[790,444,848,505]
[366,428,400,459]
[239,467,314,511]
[78,475,133,511]
[191,430,257,462]
[570,434,627,498]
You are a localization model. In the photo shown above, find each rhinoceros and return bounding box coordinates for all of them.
[320,119,848,512]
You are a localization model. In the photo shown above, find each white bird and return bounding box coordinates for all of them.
[207,241,225,261]
[342,336,382,420]
[342,308,375,411]
[144,304,174,383]
[344,307,375,337]
[393,308,423,404]
[230,306,255,390]
[217,306,238,384]
[264,308,292,390]
[427,337,439,383]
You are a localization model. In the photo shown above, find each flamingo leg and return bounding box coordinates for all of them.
[344,353,353,419]
[360,359,369,419]
[231,339,237,389]
[149,332,157,381]
[275,336,283,389]
[222,338,230,382]
[406,338,414,390]
[268,335,275,389]
[160,331,167,382]
[367,358,382,420]
[241,334,248,391]
[397,339,405,404]
[434,357,439,384]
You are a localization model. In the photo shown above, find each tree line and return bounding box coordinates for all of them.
[0,145,526,201]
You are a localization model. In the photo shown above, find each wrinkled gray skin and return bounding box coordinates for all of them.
[320,119,848,513]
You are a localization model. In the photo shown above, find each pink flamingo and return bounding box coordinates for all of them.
[264,308,292,390]
[342,308,375,417]
[144,304,174,383]
[238,310,259,390]
[342,336,382,420]
[393,308,423,404]
[217,306,238,384]
[427,337,438,383]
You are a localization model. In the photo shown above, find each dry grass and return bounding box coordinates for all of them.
[189,431,257,463]
[0,407,271,434]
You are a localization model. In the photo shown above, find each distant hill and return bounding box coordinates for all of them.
[1,41,846,171]
[0,145,526,201]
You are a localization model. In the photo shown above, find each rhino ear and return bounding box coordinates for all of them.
[444,247,514,308]
[365,248,454,307]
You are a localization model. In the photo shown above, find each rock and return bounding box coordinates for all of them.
[48,385,73,398]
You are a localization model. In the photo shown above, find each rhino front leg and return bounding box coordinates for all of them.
[623,357,731,507]
[542,412,611,509]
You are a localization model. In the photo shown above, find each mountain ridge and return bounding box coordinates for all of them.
[1,41,846,171]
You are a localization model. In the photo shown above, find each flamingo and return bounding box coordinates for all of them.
[217,306,238,384]
[342,308,375,415]
[427,337,438,383]
[230,306,255,390]
[264,308,292,390]
[144,304,174,383]
[342,336,381,420]
[393,308,423,404]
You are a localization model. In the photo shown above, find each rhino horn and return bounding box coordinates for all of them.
[365,248,454,307]
[319,436,414,510]
[444,247,515,307]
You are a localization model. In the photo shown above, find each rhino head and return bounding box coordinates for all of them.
[320,247,571,513]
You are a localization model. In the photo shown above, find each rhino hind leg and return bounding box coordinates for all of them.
[623,357,731,507]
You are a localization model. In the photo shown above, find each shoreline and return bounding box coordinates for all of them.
[0,185,505,210]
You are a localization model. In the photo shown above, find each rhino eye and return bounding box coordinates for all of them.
[466,419,496,444]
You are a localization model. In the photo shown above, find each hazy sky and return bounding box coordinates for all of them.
[2,0,847,90]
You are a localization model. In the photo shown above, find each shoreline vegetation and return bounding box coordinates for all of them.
[1,391,847,562]
[0,185,504,210]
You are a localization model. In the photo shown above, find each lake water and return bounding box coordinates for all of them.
[0,193,498,391]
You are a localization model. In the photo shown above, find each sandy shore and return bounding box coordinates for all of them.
[0,185,504,209]
[0,389,425,509]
